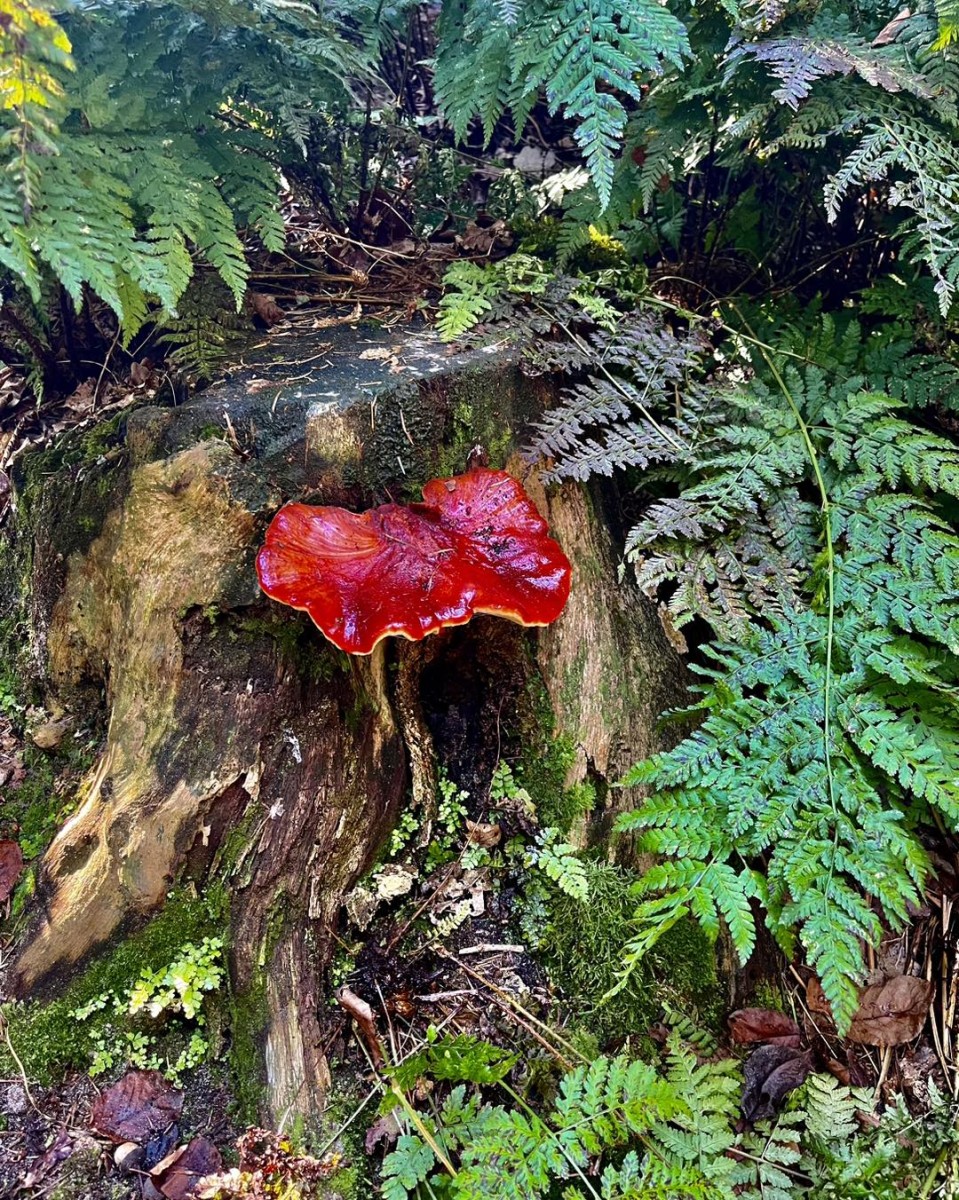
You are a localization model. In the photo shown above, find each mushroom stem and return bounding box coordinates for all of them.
[393,638,440,842]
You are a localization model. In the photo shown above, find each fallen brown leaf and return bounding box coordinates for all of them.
[456,220,511,255]
[465,820,501,848]
[729,1008,800,1047]
[0,839,23,902]
[807,974,933,1046]
[848,975,933,1046]
[365,1112,402,1154]
[24,1130,100,1189]
[91,1069,183,1144]
[152,1136,222,1200]
[337,986,384,1067]
[30,716,73,750]
[249,292,285,326]
[62,380,96,414]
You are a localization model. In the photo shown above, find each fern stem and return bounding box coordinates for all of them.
[742,324,839,823]
[534,304,687,455]
[499,1082,603,1200]
[391,1081,460,1179]
[918,1103,959,1197]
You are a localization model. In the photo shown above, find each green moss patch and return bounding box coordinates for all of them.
[228,974,269,1125]
[527,861,719,1045]
[0,886,227,1084]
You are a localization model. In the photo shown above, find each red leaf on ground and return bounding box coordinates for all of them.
[0,839,23,902]
[91,1070,183,1144]
[729,1008,800,1047]
[153,1136,223,1200]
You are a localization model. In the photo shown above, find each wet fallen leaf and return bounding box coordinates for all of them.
[741,1045,813,1123]
[249,292,285,327]
[465,819,501,848]
[0,839,23,902]
[22,1128,95,1188]
[152,1136,223,1200]
[365,1112,402,1154]
[337,986,384,1067]
[729,1007,801,1047]
[144,1124,181,1170]
[807,974,933,1045]
[91,1069,184,1144]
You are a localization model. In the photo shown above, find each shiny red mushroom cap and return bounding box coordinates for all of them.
[255,467,571,655]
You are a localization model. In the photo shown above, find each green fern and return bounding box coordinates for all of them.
[607,323,959,1029]
[437,253,573,341]
[379,1028,959,1199]
[0,0,374,337]
[0,1,72,181]
[389,1034,517,1092]
[381,1040,740,1200]
[527,827,590,901]
[156,274,251,382]
[436,261,504,340]
[508,300,959,1031]
[434,0,689,208]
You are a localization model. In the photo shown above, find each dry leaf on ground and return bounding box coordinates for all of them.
[807,974,933,1045]
[337,986,384,1067]
[152,1136,223,1200]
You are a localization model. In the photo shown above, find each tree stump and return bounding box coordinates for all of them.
[3,326,686,1122]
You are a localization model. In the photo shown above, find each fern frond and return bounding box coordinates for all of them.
[515,0,689,208]
[727,35,934,109]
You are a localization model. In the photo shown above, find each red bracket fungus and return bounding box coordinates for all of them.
[256,467,572,655]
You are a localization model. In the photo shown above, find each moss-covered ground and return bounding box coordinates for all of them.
[0,886,227,1083]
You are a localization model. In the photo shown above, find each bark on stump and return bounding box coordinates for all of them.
[4,327,685,1123]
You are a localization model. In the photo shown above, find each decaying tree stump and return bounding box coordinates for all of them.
[3,326,685,1122]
